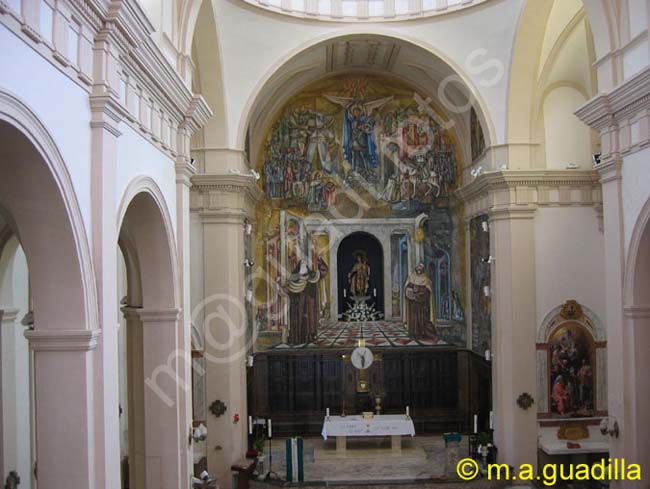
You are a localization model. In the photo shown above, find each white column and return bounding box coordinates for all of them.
[192,174,262,489]
[24,328,101,489]
[138,308,184,489]
[597,160,626,487]
[90,23,124,489]
[490,207,538,471]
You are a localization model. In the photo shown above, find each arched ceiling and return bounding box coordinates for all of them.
[248,34,487,167]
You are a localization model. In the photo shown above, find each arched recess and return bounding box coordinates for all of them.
[622,195,650,477]
[116,176,188,489]
[0,89,98,487]
[536,300,607,418]
[240,32,496,173]
[507,0,615,169]
[186,0,229,172]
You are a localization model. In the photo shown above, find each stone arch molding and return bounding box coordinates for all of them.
[117,175,181,310]
[537,300,606,343]
[238,28,497,156]
[623,193,650,309]
[0,88,98,331]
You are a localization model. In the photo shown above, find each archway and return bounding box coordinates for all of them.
[0,90,97,487]
[337,232,384,319]
[623,197,650,481]
[116,179,186,489]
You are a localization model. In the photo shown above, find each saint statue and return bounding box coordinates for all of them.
[283,259,325,345]
[348,251,370,297]
[404,262,437,340]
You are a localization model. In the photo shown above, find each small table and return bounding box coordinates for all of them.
[322,414,415,453]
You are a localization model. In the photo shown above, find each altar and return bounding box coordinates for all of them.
[321,414,415,454]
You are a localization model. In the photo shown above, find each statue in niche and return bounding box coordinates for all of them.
[404,263,437,340]
[283,258,327,345]
[348,251,370,298]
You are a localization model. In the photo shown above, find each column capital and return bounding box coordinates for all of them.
[137,307,181,323]
[191,173,264,223]
[24,328,102,351]
[595,159,623,184]
[0,307,20,325]
[489,206,537,221]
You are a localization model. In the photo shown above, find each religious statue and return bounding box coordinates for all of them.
[283,259,327,345]
[348,251,370,297]
[404,262,437,340]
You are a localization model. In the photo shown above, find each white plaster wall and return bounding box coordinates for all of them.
[115,123,178,237]
[622,147,650,257]
[543,87,592,169]
[0,25,93,242]
[534,207,606,327]
[209,0,523,148]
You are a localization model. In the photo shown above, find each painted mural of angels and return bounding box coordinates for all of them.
[324,94,393,175]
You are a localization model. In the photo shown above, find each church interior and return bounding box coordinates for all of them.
[1,0,650,488]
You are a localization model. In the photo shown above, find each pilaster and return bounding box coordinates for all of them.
[137,307,184,489]
[190,173,262,489]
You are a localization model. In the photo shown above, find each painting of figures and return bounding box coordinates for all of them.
[548,323,595,417]
[253,74,467,350]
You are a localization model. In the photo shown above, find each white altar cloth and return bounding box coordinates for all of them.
[321,415,415,439]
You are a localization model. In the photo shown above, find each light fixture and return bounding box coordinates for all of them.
[481,221,489,232]
[191,423,208,443]
[247,355,254,367]
[470,166,483,178]
[249,169,260,181]
[481,256,495,264]
[483,285,490,297]
[244,259,255,267]
[243,218,252,235]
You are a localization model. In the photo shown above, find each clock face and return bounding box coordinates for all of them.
[351,347,374,370]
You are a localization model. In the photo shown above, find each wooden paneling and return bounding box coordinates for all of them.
[249,348,491,437]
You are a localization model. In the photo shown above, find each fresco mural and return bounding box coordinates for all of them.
[548,323,595,417]
[470,214,491,354]
[253,74,467,350]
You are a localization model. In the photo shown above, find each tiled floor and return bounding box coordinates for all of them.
[272,321,447,349]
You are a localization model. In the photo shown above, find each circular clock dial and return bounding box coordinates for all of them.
[351,347,374,370]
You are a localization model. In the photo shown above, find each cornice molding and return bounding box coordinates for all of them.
[456,169,601,218]
[576,66,650,130]
[24,328,102,351]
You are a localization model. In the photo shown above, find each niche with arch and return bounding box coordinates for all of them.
[537,300,607,418]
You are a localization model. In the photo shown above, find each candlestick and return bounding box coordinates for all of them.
[248,416,253,435]
[473,414,478,434]
[268,419,272,438]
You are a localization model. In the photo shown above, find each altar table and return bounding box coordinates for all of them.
[321,415,415,452]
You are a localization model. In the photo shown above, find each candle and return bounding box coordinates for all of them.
[248,416,253,435]
[485,350,491,362]
[326,408,330,417]
[489,411,493,430]
[373,288,376,297]
[343,289,347,298]
[473,414,478,433]
[406,406,410,417]
[268,419,272,438]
